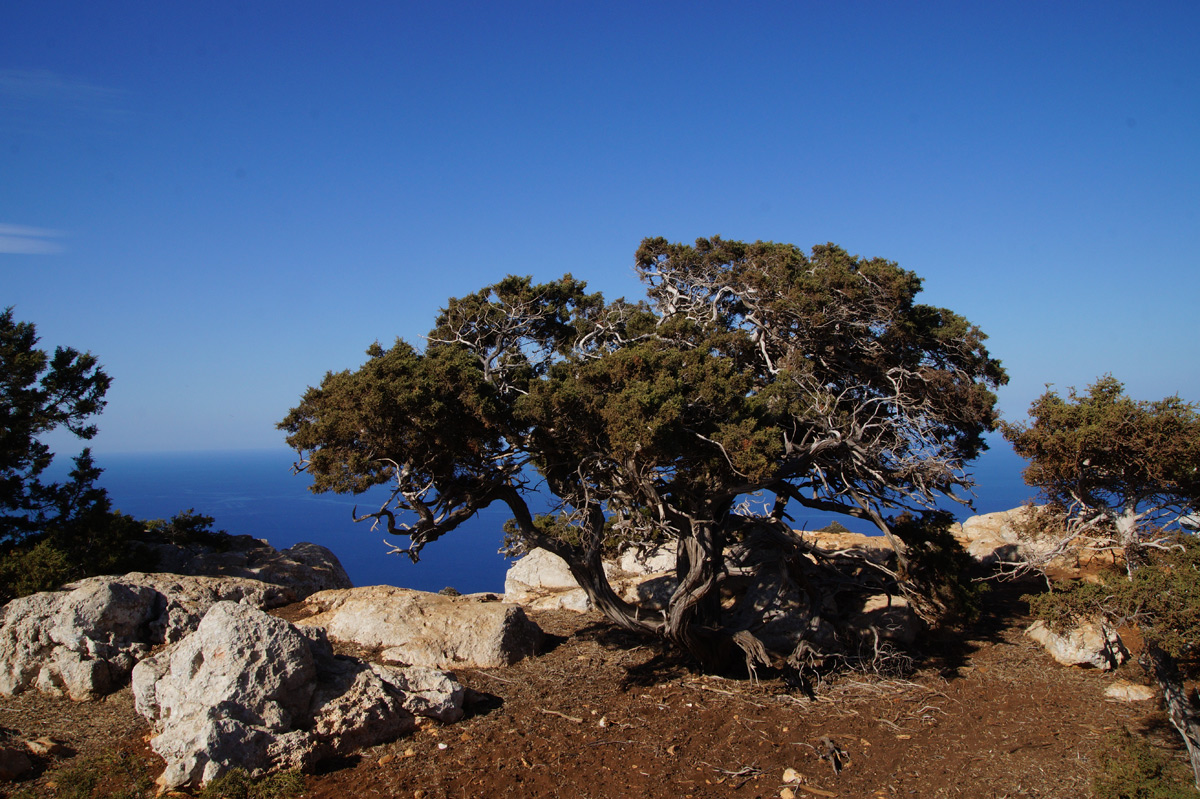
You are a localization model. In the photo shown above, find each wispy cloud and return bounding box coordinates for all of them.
[0,68,125,107]
[0,69,129,133]
[0,224,66,255]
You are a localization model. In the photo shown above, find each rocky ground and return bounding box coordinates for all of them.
[0,579,1185,798]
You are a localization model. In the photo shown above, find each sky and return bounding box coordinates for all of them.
[3,1,1198,455]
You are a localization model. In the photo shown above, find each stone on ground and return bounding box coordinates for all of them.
[296,586,543,669]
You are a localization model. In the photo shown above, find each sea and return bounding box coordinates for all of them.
[57,437,1036,594]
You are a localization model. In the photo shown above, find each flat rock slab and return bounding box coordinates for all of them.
[296,586,543,669]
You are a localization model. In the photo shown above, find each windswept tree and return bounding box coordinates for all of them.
[1001,376,1200,575]
[281,237,1007,671]
[1004,378,1200,785]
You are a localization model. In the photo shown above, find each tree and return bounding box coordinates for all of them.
[0,307,112,544]
[280,237,1007,672]
[1001,376,1200,575]
[1004,379,1200,786]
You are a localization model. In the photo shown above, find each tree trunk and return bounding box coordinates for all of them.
[1143,644,1200,788]
[662,521,745,672]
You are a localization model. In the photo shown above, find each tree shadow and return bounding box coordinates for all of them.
[917,569,1043,680]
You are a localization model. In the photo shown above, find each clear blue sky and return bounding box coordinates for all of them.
[3,1,1198,454]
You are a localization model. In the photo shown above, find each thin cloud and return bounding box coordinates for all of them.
[0,69,129,133]
[0,224,66,255]
[0,69,125,108]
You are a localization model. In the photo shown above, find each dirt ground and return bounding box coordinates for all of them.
[0,581,1185,799]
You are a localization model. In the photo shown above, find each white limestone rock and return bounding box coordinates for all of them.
[0,573,296,701]
[1104,680,1157,702]
[132,601,465,790]
[296,585,543,669]
[1026,619,1128,670]
[504,547,677,613]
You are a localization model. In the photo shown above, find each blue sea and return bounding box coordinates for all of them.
[59,437,1035,594]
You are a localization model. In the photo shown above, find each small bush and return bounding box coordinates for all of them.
[198,768,306,799]
[1093,732,1199,799]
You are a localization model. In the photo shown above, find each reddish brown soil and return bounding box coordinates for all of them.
[0,584,1185,798]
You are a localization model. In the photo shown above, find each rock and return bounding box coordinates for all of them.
[25,736,70,757]
[133,601,465,790]
[950,508,1032,564]
[296,586,543,669]
[0,746,33,781]
[615,545,676,576]
[504,549,582,601]
[133,601,317,730]
[804,530,894,565]
[0,573,297,701]
[504,547,678,613]
[1104,680,1157,702]
[146,539,352,597]
[1026,619,1128,670]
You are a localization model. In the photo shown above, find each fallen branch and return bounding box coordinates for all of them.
[538,708,583,724]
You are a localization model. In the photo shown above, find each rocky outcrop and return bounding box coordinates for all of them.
[132,601,464,790]
[1025,619,1128,670]
[146,538,352,596]
[949,507,1037,565]
[0,535,353,702]
[0,571,314,701]
[504,541,921,654]
[504,548,594,612]
[295,586,543,669]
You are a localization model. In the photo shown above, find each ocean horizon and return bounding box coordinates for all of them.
[52,437,1037,594]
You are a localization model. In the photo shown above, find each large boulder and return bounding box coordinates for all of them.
[0,573,296,700]
[1026,619,1128,670]
[504,547,679,613]
[504,548,593,612]
[296,586,543,669]
[132,601,464,790]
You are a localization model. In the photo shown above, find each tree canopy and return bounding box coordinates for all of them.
[1001,376,1200,569]
[0,307,111,545]
[281,237,1007,670]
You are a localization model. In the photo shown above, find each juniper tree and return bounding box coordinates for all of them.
[1005,378,1200,786]
[280,237,1007,671]
[1001,376,1200,575]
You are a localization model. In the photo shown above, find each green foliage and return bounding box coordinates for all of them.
[1029,534,1200,663]
[1002,376,1200,539]
[1,308,112,545]
[0,508,148,601]
[0,508,232,601]
[23,749,155,799]
[1093,732,1200,799]
[144,508,231,550]
[197,768,306,799]
[281,237,1006,662]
